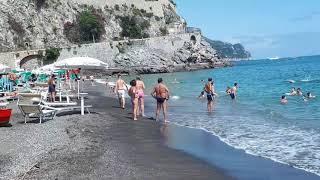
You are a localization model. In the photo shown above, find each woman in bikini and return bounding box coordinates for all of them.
[128,80,139,121]
[136,76,146,117]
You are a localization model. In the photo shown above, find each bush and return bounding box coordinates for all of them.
[119,16,150,39]
[155,16,161,21]
[44,48,60,64]
[63,21,80,43]
[114,4,120,11]
[34,0,46,10]
[8,16,25,36]
[159,27,168,36]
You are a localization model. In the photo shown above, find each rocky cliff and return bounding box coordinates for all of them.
[0,0,233,73]
[204,37,251,59]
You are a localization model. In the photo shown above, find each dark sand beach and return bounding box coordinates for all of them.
[0,83,231,180]
[2,82,319,180]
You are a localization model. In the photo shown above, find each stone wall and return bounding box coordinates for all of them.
[58,33,201,67]
[0,33,202,69]
[0,49,43,69]
[72,0,174,17]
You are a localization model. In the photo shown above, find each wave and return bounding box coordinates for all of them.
[169,121,320,177]
[286,79,296,83]
[166,107,320,177]
[299,79,320,83]
[171,96,180,100]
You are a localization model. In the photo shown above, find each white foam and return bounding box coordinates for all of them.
[170,111,320,176]
[171,96,180,100]
[286,79,296,83]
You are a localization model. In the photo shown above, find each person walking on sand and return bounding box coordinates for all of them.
[204,78,215,112]
[128,80,139,121]
[48,74,56,102]
[114,74,128,109]
[151,78,170,123]
[136,76,146,117]
[230,83,238,100]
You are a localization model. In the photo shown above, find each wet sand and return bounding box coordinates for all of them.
[0,83,231,180]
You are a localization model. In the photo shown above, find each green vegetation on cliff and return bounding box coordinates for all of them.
[64,8,105,43]
[43,48,60,64]
[119,16,150,39]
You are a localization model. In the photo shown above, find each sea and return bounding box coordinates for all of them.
[133,55,320,178]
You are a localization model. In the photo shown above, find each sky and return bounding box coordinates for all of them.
[175,0,320,59]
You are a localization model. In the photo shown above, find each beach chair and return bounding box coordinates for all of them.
[18,104,58,124]
[17,93,59,124]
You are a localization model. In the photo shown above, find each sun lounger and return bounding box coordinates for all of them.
[41,101,77,107]
[58,105,92,114]
[18,104,58,124]
[0,102,9,109]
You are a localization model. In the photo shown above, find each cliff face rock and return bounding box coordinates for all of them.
[112,36,229,74]
[0,0,239,73]
[0,0,183,51]
[204,37,251,59]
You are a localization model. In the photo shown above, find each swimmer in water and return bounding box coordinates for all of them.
[303,92,316,101]
[198,79,207,99]
[280,95,288,104]
[172,78,180,84]
[226,86,232,95]
[297,88,303,96]
[198,91,205,99]
[290,87,297,96]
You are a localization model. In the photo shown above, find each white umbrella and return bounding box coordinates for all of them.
[54,57,108,69]
[0,64,11,74]
[54,57,108,100]
[32,64,57,75]
[40,64,57,72]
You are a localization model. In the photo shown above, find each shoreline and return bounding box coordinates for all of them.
[164,123,320,180]
[0,82,231,179]
[82,62,232,77]
[2,81,319,179]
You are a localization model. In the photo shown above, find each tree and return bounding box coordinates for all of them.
[79,10,103,42]
[44,48,60,64]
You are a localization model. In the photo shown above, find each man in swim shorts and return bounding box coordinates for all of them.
[230,83,238,100]
[114,74,128,109]
[204,78,215,112]
[151,78,170,123]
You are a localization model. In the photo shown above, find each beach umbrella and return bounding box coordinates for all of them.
[40,64,57,72]
[0,64,11,74]
[32,64,57,75]
[54,57,108,99]
[54,57,108,69]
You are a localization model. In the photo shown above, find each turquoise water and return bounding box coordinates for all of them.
[139,56,320,176]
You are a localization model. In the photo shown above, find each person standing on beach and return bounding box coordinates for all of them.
[136,76,146,117]
[48,74,56,102]
[151,78,170,123]
[204,78,214,112]
[230,83,238,100]
[115,74,128,109]
[128,80,139,121]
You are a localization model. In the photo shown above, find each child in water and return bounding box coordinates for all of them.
[280,95,288,104]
